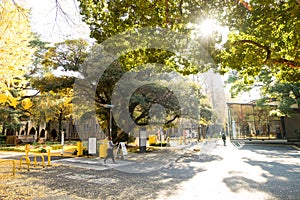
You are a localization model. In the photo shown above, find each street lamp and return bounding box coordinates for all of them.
[102,104,114,138]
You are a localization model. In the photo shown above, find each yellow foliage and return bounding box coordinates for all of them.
[7,95,17,107]
[0,0,34,105]
[0,93,8,104]
[21,98,33,110]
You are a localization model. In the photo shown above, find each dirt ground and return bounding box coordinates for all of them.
[0,160,67,200]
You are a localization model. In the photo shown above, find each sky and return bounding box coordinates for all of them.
[24,0,92,43]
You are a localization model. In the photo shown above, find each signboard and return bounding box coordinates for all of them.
[88,137,97,154]
[120,142,128,156]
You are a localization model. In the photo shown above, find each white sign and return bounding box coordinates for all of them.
[88,138,97,154]
[120,142,128,156]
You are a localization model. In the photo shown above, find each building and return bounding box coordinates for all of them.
[227,102,300,141]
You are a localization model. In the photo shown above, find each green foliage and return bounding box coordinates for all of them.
[0,135,5,141]
[28,33,50,75]
[219,1,300,115]
[31,75,75,93]
[78,0,228,74]
[38,148,47,153]
[42,39,89,72]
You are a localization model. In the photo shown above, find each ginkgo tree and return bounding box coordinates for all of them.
[0,0,35,134]
[0,0,34,107]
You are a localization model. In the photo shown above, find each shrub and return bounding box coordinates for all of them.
[72,149,78,155]
[83,148,89,155]
[38,148,47,153]
[72,148,89,156]
[0,135,6,141]
[150,142,167,147]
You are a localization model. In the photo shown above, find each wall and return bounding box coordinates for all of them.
[284,112,300,140]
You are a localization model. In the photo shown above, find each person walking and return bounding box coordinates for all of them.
[221,133,226,146]
[104,137,116,164]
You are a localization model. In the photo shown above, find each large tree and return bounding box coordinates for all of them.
[218,0,300,114]
[76,0,224,138]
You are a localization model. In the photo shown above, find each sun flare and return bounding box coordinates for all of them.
[199,19,217,36]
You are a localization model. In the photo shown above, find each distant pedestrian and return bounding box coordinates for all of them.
[221,133,226,146]
[104,137,116,164]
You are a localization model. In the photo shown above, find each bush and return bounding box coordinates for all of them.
[0,147,24,152]
[72,149,78,155]
[128,135,136,143]
[72,148,89,156]
[0,135,6,141]
[38,148,47,153]
[83,148,89,155]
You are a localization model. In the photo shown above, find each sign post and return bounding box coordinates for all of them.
[139,127,147,153]
[61,130,64,155]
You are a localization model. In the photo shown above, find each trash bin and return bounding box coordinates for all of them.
[148,135,156,145]
[77,141,83,156]
[99,139,108,158]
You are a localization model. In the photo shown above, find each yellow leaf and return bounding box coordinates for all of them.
[0,94,8,104]
[22,98,33,110]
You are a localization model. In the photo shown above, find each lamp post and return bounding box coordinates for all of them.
[102,104,114,138]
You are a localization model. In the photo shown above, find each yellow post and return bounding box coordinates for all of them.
[41,155,45,168]
[179,137,182,145]
[25,144,29,157]
[12,160,15,175]
[77,141,83,156]
[47,148,51,166]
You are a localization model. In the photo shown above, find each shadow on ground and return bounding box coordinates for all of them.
[24,151,223,200]
[223,145,300,200]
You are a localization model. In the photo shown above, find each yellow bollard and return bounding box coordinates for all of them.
[77,141,83,156]
[47,149,51,166]
[179,137,182,145]
[12,160,15,175]
[33,155,45,168]
[19,156,30,171]
[25,144,29,157]
[0,160,16,175]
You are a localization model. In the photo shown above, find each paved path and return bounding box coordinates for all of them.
[158,140,300,200]
[1,139,299,200]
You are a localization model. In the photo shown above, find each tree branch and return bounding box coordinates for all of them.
[234,39,300,68]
